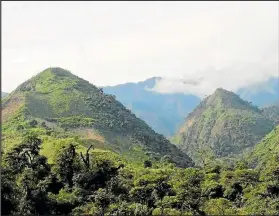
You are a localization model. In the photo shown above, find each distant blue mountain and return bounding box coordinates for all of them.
[103,76,278,137]
[237,77,279,108]
[103,77,201,137]
[1,92,9,99]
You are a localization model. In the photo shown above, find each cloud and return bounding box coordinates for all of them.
[2,2,279,92]
[150,61,278,98]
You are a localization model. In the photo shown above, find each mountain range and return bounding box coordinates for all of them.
[3,76,278,137]
[103,76,278,137]
[2,68,278,166]
[103,78,200,137]
[2,67,193,167]
[2,67,279,215]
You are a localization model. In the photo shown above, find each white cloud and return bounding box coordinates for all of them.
[2,1,278,94]
[150,61,278,98]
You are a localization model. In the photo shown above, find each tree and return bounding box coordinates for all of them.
[4,132,43,174]
[94,188,115,216]
[3,132,58,215]
[144,160,152,168]
[80,144,94,170]
[133,203,151,216]
[152,180,172,216]
[29,119,38,127]
[174,168,205,215]
[53,144,80,188]
[1,168,19,215]
[196,147,216,168]
[204,198,239,215]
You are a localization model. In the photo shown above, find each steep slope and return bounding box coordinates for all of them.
[173,88,277,164]
[248,124,279,169]
[262,105,279,125]
[2,67,193,167]
[103,78,200,137]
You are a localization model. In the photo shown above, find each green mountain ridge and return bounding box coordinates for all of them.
[173,88,278,164]
[2,67,193,168]
[2,68,279,216]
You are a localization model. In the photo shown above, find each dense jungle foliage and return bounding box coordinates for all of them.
[2,127,279,215]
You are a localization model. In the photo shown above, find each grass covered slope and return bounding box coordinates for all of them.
[173,88,276,164]
[2,67,193,167]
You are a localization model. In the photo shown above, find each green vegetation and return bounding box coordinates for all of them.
[2,128,279,215]
[262,105,279,125]
[2,68,279,215]
[247,125,279,169]
[173,88,277,165]
[2,67,193,168]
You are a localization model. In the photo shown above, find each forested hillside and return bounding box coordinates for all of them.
[2,68,279,215]
[2,67,193,168]
[172,88,278,164]
[2,125,279,215]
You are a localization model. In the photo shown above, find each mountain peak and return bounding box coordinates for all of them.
[212,88,237,98]
[174,87,275,164]
[14,67,92,95]
[214,87,230,93]
[205,87,256,111]
[3,68,193,168]
[36,67,76,79]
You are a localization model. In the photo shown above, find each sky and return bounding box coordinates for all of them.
[2,1,279,97]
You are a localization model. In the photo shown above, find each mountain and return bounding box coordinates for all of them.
[172,88,277,164]
[102,76,278,137]
[103,77,200,137]
[2,67,193,167]
[262,105,279,125]
[246,124,279,189]
[248,124,279,169]
[237,76,279,108]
